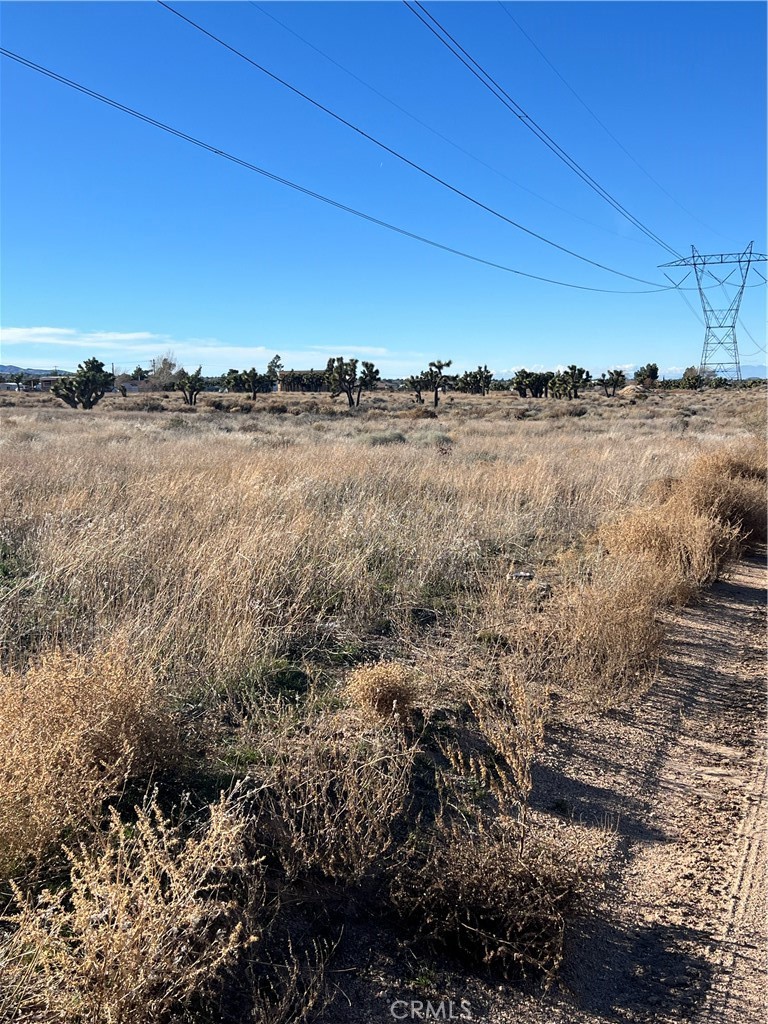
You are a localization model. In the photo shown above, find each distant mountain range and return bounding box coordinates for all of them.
[739,364,768,379]
[0,365,71,376]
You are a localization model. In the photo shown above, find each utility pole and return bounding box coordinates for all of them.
[660,242,766,380]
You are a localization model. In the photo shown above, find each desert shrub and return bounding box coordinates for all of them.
[415,431,453,448]
[674,444,767,541]
[680,473,766,543]
[468,664,545,825]
[1,795,251,1024]
[363,431,407,446]
[398,407,437,420]
[599,439,765,603]
[600,499,741,602]
[0,646,178,880]
[250,714,414,883]
[345,662,420,718]
[162,414,193,430]
[125,398,164,412]
[389,819,590,978]
[546,560,666,700]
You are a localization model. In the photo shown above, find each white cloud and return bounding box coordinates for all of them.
[0,326,165,347]
[306,344,391,358]
[0,325,420,376]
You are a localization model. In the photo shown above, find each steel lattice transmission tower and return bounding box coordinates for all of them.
[660,242,766,380]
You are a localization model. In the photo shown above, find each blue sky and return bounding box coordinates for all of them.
[1,0,765,377]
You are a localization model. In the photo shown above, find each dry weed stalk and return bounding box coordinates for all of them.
[1,794,253,1024]
[247,937,333,1024]
[469,664,545,852]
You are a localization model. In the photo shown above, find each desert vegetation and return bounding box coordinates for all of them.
[0,384,764,1022]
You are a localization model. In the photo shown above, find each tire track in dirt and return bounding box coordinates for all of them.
[698,718,767,1024]
[510,552,767,1024]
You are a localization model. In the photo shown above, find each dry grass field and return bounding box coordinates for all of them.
[0,385,765,1023]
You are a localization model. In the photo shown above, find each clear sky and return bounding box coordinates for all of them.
[1,0,766,378]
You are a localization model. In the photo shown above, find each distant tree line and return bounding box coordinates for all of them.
[24,352,763,411]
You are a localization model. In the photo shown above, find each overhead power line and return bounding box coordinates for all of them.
[0,47,673,295]
[404,0,682,260]
[156,0,671,288]
[496,1,727,241]
[249,0,655,248]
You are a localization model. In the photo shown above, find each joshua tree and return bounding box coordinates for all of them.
[681,366,703,390]
[549,372,570,399]
[406,374,425,404]
[356,360,380,406]
[456,364,494,395]
[51,358,115,409]
[175,366,204,405]
[607,369,626,396]
[563,365,590,399]
[326,357,359,408]
[423,360,453,408]
[511,369,530,398]
[240,367,272,398]
[634,362,659,386]
[266,354,284,383]
[222,368,244,392]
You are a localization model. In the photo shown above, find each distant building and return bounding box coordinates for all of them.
[38,376,71,392]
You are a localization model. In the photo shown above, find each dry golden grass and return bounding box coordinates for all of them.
[0,387,764,1015]
[0,644,178,881]
[2,389,760,683]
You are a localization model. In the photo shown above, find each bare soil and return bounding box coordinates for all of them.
[321,552,767,1023]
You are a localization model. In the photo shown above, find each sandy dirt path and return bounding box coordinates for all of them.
[528,552,767,1024]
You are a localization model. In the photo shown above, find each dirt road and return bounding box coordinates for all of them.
[526,552,767,1024]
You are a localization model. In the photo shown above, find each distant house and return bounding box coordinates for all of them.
[38,376,71,392]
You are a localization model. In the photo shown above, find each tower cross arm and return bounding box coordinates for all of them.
[659,251,767,267]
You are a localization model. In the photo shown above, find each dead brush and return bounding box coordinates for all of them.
[345,661,421,720]
[0,645,179,881]
[0,793,254,1024]
[600,501,742,601]
[467,663,545,852]
[389,817,592,980]
[674,444,767,543]
[248,711,415,884]
[544,558,667,701]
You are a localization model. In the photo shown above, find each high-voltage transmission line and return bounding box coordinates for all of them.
[660,243,767,379]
